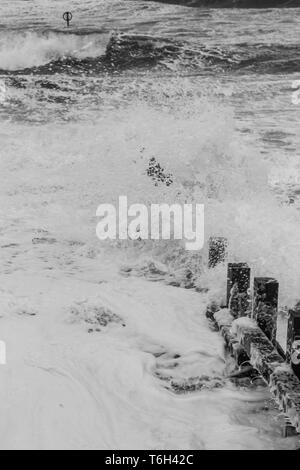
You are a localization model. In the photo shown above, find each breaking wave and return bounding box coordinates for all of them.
[0,30,299,74]
[0,30,108,71]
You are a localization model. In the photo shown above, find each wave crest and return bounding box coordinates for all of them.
[0,30,107,71]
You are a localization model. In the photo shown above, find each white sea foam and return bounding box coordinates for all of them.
[0,31,107,70]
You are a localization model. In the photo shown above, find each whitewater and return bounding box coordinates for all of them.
[0,0,299,450]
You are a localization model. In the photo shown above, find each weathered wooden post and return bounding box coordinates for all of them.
[286,303,300,380]
[208,237,228,268]
[253,277,279,344]
[227,263,250,318]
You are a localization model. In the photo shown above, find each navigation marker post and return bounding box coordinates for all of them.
[63,11,73,28]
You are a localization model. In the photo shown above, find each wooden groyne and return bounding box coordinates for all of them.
[206,237,300,435]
